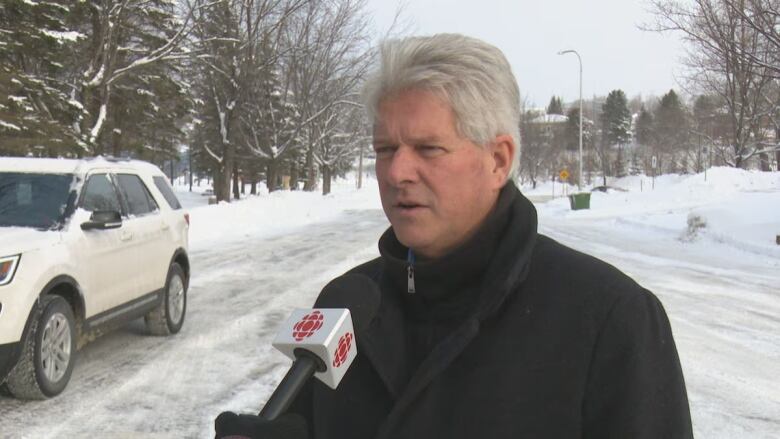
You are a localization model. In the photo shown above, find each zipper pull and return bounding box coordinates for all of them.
[407,248,416,294]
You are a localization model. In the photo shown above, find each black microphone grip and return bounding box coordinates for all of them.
[259,350,323,420]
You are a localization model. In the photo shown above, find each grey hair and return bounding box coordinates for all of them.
[363,33,521,178]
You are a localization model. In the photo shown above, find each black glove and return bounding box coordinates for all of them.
[214,411,308,439]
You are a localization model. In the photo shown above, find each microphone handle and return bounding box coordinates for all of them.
[259,353,319,420]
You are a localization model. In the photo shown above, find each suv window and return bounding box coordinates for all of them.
[81,174,122,213]
[152,176,182,210]
[0,172,74,229]
[116,174,158,216]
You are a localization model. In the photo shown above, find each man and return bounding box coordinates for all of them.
[216,33,693,439]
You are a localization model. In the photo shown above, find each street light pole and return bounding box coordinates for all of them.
[558,49,583,191]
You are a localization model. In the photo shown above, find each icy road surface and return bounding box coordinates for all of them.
[1,205,778,438]
[0,209,389,438]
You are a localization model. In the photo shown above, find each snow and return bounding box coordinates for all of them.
[0,156,167,176]
[40,29,83,43]
[0,167,777,438]
[0,120,22,131]
[85,64,105,87]
[531,113,568,123]
[185,179,381,253]
[89,103,107,142]
[526,168,780,257]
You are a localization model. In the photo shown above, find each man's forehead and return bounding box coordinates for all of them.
[372,91,457,143]
[372,120,448,144]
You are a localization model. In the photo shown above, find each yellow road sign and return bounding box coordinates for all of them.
[559,169,570,181]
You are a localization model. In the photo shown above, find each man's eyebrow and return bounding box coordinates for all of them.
[371,137,395,147]
[409,136,443,144]
[372,135,443,145]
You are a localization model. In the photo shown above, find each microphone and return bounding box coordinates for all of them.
[259,273,381,420]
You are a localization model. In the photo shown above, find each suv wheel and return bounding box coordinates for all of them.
[6,295,76,399]
[145,263,187,335]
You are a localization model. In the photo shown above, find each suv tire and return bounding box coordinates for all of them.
[145,263,187,336]
[6,295,76,399]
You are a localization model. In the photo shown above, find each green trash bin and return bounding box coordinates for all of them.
[568,192,591,210]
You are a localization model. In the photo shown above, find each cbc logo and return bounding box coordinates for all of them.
[332,332,353,368]
[292,311,324,341]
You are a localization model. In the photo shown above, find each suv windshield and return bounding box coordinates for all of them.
[0,172,75,229]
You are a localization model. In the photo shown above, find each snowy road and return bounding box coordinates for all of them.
[0,208,390,438]
[1,197,778,438]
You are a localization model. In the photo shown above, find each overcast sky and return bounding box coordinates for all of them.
[365,0,686,108]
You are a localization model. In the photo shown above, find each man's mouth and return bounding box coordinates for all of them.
[396,201,424,210]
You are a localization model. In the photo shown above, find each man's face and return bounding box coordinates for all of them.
[373,89,510,259]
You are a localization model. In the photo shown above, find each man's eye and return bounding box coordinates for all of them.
[418,145,444,156]
[374,146,396,159]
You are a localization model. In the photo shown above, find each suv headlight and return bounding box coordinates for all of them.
[0,255,21,286]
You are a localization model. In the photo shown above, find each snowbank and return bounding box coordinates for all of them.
[177,175,383,252]
[176,167,779,258]
[533,167,780,256]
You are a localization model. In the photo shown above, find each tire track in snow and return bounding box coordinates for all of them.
[0,209,388,439]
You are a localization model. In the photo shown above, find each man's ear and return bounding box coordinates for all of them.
[489,134,515,186]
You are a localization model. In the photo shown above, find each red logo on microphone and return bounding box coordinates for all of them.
[332,332,353,368]
[292,311,324,341]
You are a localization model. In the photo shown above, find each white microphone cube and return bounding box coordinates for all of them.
[272,308,357,389]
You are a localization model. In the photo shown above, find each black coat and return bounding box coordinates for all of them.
[292,182,693,439]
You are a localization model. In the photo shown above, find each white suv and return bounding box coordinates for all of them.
[0,157,190,399]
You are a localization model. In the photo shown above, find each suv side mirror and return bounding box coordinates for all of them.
[81,210,123,231]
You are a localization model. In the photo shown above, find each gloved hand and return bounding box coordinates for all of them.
[214,411,308,439]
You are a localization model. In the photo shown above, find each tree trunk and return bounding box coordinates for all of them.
[232,163,240,200]
[266,161,278,192]
[217,144,234,202]
[290,161,299,191]
[776,127,780,169]
[213,170,223,201]
[615,146,625,178]
[303,146,316,191]
[322,164,331,195]
[251,180,257,195]
[111,126,122,157]
[758,152,770,171]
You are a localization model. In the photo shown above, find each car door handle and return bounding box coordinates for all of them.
[120,231,133,241]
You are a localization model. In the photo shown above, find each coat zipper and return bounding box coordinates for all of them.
[407,248,416,294]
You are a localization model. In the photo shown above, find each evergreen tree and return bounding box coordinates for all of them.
[564,107,592,152]
[653,89,689,172]
[600,89,632,147]
[597,90,631,180]
[546,96,564,115]
[0,0,85,156]
[635,106,654,147]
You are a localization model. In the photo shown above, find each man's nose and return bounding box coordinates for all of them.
[385,145,419,186]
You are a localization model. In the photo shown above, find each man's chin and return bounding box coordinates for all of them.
[392,228,430,252]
